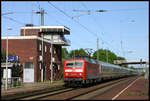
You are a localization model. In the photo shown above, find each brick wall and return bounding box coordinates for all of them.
[1,39,38,81]
[1,38,62,82]
[20,29,40,36]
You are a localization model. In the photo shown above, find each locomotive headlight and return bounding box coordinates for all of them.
[79,73,82,76]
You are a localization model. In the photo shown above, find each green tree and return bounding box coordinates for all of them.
[1,49,15,62]
[1,49,20,77]
[117,56,128,67]
[92,49,128,66]
[130,66,135,69]
[117,56,126,60]
[62,48,69,59]
[68,48,88,57]
[1,50,6,62]
[93,49,118,64]
[61,48,69,76]
[12,65,21,77]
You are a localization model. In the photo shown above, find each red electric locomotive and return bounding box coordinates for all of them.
[63,57,100,87]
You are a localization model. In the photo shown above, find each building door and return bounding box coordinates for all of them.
[24,62,34,83]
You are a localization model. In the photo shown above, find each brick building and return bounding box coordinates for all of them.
[1,25,70,83]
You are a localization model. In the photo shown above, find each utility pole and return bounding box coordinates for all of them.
[106,48,108,63]
[36,8,45,26]
[51,42,53,83]
[5,27,12,90]
[36,8,46,82]
[140,59,142,68]
[97,37,99,62]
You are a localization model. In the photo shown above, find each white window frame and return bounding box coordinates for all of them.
[39,63,41,69]
[49,47,51,53]
[50,64,51,70]
[39,43,42,51]
[45,45,47,52]
[54,49,56,54]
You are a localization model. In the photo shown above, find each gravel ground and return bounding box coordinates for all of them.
[116,76,149,100]
[93,76,149,100]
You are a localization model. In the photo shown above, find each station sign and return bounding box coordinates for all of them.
[8,56,18,61]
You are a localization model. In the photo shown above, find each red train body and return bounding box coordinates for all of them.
[63,58,100,85]
[63,57,138,87]
[63,59,85,80]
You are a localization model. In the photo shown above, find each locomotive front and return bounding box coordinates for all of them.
[63,59,85,85]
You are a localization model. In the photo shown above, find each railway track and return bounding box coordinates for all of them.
[70,76,138,100]
[14,86,73,100]
[18,87,77,100]
[18,76,138,100]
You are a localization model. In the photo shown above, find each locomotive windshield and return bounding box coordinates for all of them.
[65,60,83,67]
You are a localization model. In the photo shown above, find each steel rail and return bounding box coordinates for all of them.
[70,76,138,100]
[14,85,67,100]
[37,76,138,100]
[66,76,138,100]
[18,87,78,100]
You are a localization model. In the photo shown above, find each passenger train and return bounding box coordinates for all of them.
[63,57,138,87]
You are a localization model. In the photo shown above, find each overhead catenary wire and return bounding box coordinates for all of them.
[80,3,107,39]
[47,2,111,52]
[81,2,109,37]
[2,16,26,25]
[45,11,64,25]
[47,2,123,56]
[47,2,99,46]
[47,1,98,37]
[108,8,148,12]
[80,2,124,56]
[2,2,93,49]
[2,12,14,16]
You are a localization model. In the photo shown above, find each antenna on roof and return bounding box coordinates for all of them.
[35,2,47,26]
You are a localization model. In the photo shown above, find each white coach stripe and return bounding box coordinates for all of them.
[65,69,83,72]
[65,69,72,72]
[112,77,140,100]
[75,69,83,72]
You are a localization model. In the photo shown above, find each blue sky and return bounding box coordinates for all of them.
[2,1,149,64]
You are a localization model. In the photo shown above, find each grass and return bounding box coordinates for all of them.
[138,92,148,96]
[121,92,135,96]
[36,78,64,84]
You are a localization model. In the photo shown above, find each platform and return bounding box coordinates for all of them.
[1,80,64,100]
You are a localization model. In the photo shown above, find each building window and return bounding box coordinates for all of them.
[49,47,51,53]
[53,35,59,40]
[50,64,51,70]
[45,45,47,52]
[54,49,56,54]
[58,65,60,70]
[39,63,41,69]
[39,43,42,51]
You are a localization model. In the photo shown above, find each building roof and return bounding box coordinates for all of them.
[1,36,70,45]
[2,36,52,44]
[20,25,70,34]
